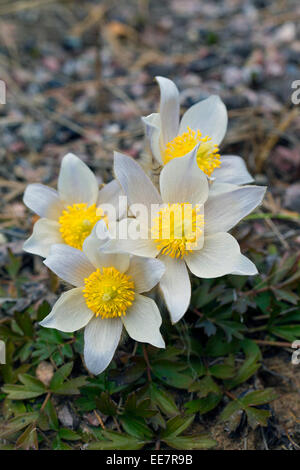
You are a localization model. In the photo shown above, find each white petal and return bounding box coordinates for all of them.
[44,244,95,287]
[204,185,266,234]
[231,255,258,275]
[179,95,228,146]
[122,294,165,348]
[23,218,62,258]
[159,256,191,324]
[114,152,162,213]
[97,179,125,219]
[58,153,99,206]
[142,113,163,164]
[160,147,209,205]
[213,155,254,185]
[156,76,180,146]
[83,231,130,272]
[208,182,238,197]
[185,232,257,278]
[40,287,93,332]
[84,317,122,375]
[126,256,165,293]
[23,184,63,220]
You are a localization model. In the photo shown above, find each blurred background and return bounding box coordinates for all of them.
[0,0,299,244]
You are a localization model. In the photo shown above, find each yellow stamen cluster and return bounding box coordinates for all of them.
[151,203,204,259]
[59,203,104,250]
[164,127,221,177]
[83,267,135,319]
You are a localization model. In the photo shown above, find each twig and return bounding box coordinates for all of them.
[253,339,292,348]
[40,392,51,412]
[94,410,106,430]
[143,344,152,382]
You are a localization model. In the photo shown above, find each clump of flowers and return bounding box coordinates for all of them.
[23,77,266,375]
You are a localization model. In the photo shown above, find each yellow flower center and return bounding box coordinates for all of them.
[83,267,135,319]
[164,127,221,177]
[151,203,204,259]
[59,203,104,250]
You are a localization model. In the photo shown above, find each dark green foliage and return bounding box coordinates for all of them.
[0,248,299,449]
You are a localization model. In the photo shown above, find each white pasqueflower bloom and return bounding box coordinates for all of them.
[103,151,266,324]
[40,231,165,375]
[23,153,123,258]
[142,76,253,186]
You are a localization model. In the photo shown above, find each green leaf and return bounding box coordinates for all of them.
[161,415,194,438]
[219,400,242,422]
[18,374,46,393]
[1,383,45,400]
[108,357,145,387]
[269,325,300,342]
[189,375,219,397]
[50,362,73,391]
[149,383,179,417]
[16,423,38,450]
[52,435,73,450]
[121,415,153,440]
[163,434,216,450]
[15,312,34,338]
[274,289,299,305]
[53,376,87,395]
[209,364,235,379]
[87,431,145,450]
[0,412,39,438]
[59,428,81,441]
[225,361,260,390]
[43,398,59,431]
[185,393,222,415]
[152,361,193,389]
[95,392,118,416]
[241,388,277,407]
[245,407,271,428]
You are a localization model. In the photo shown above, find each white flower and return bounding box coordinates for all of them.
[104,151,266,324]
[23,153,123,258]
[142,76,253,186]
[40,231,165,375]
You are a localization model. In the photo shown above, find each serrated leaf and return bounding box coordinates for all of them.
[95,392,118,416]
[0,412,39,438]
[59,428,81,441]
[274,289,299,305]
[225,361,260,390]
[53,376,87,395]
[15,312,34,338]
[185,393,222,415]
[269,325,300,342]
[1,384,45,400]
[161,415,194,438]
[87,431,145,450]
[18,374,46,393]
[108,357,145,386]
[149,383,179,417]
[43,398,59,431]
[163,434,216,450]
[245,407,271,428]
[16,423,38,450]
[121,415,153,440]
[50,362,73,391]
[209,364,235,379]
[219,400,242,422]
[241,388,277,407]
[189,375,219,397]
[152,361,193,389]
